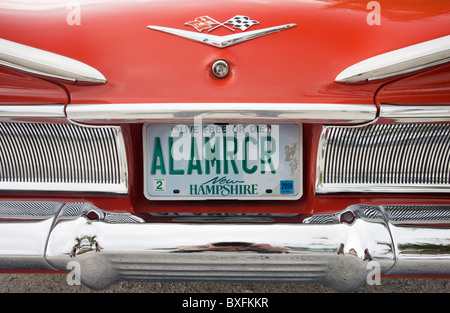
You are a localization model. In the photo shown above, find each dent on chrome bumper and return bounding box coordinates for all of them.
[0,201,448,292]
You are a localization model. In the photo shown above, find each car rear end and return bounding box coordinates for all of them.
[0,0,449,292]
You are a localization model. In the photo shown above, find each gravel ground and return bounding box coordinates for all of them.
[0,273,448,293]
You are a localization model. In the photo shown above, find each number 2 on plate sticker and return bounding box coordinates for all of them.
[153,178,166,192]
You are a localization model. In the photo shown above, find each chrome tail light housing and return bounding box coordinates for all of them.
[316,122,450,194]
[0,122,128,194]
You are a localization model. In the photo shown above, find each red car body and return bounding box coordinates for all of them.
[0,0,449,292]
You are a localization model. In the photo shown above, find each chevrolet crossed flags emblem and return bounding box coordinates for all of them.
[185,15,259,32]
[148,15,296,48]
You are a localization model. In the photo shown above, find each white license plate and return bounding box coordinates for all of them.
[143,123,302,200]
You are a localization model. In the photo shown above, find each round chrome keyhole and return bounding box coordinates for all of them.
[211,59,229,78]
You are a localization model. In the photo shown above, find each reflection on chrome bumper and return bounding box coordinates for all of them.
[0,201,448,292]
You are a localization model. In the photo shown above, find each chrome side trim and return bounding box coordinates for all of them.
[316,122,450,194]
[0,202,448,292]
[66,102,377,124]
[336,35,450,84]
[147,24,296,48]
[0,38,106,85]
[380,104,450,123]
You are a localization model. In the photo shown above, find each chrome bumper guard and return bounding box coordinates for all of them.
[0,201,448,292]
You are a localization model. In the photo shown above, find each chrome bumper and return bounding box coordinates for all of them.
[0,201,448,292]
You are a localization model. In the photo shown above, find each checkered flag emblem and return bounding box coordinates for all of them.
[225,15,259,31]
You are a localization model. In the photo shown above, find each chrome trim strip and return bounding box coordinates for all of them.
[1,202,448,292]
[66,102,377,124]
[147,24,296,48]
[0,38,107,85]
[5,104,446,124]
[379,104,450,122]
[336,35,450,84]
[0,105,66,120]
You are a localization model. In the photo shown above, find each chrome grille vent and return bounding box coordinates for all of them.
[0,122,127,193]
[382,205,450,224]
[316,123,450,193]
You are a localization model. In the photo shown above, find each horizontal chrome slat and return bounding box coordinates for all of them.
[382,204,450,225]
[2,104,448,124]
[0,122,128,194]
[0,105,66,121]
[0,200,62,218]
[316,122,450,194]
[380,104,450,122]
[66,102,377,124]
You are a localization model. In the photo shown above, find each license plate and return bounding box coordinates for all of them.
[143,122,302,200]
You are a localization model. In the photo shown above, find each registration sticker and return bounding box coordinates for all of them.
[280,180,294,194]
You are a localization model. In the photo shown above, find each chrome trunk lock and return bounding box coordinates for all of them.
[211,60,229,78]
